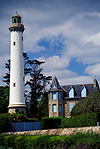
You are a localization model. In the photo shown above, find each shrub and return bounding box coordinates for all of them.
[0,114,10,133]
[41,117,64,129]
[4,135,16,149]
[14,135,26,149]
[0,133,100,149]
[0,113,38,133]
[71,90,100,117]
[61,112,100,128]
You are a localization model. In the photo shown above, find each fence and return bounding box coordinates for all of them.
[10,122,41,132]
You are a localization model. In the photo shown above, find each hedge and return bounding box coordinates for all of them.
[61,111,100,128]
[0,133,100,149]
[0,113,38,133]
[41,117,64,129]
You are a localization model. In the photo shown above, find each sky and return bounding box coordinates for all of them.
[0,0,100,88]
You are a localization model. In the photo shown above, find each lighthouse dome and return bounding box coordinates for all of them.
[12,12,21,24]
[9,12,25,32]
[12,12,21,18]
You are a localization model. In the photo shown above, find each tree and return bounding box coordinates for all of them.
[2,53,31,87]
[70,90,100,117]
[38,92,49,119]
[0,86,9,114]
[2,60,10,87]
[2,53,52,117]
[26,60,52,117]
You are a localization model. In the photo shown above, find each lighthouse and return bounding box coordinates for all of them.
[8,12,26,114]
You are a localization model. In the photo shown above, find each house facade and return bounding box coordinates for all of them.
[49,77,99,118]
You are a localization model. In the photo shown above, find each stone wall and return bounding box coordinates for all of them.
[4,126,100,136]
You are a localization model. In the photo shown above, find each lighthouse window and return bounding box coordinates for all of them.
[13,42,16,46]
[14,18,16,23]
[22,37,23,41]
[13,83,16,87]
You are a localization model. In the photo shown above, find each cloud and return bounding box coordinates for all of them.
[38,55,70,71]
[1,0,100,87]
[59,76,93,86]
[85,63,100,79]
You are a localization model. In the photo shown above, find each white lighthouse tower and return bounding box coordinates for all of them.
[8,12,26,114]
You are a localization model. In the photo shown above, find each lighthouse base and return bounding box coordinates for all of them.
[8,104,27,115]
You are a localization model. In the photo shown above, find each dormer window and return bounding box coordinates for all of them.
[81,85,87,97]
[58,85,61,89]
[69,86,74,98]
[53,85,56,88]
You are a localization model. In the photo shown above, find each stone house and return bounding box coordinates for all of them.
[49,77,99,118]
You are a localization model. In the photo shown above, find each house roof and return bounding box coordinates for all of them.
[50,76,63,91]
[49,77,99,97]
[61,83,94,97]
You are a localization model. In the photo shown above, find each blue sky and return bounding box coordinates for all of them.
[0,0,100,87]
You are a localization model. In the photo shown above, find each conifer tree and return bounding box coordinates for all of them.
[26,60,52,117]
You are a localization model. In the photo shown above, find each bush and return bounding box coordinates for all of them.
[4,135,16,149]
[0,114,10,133]
[71,90,100,117]
[61,112,100,128]
[0,133,100,149]
[41,117,64,129]
[0,113,38,133]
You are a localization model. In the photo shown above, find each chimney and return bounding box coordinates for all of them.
[93,79,98,88]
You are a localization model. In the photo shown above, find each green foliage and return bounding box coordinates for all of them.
[0,113,38,133]
[4,135,15,149]
[41,117,64,129]
[0,114,10,133]
[14,136,26,149]
[38,93,49,119]
[61,112,100,128]
[0,133,100,149]
[26,60,52,118]
[0,86,9,114]
[0,135,5,146]
[2,59,10,87]
[71,90,100,117]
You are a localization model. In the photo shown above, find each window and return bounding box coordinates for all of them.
[49,93,51,100]
[13,42,16,46]
[52,104,57,112]
[59,92,61,99]
[52,92,56,99]
[13,83,16,87]
[53,85,56,88]
[59,104,62,112]
[58,85,61,89]
[70,103,74,112]
[69,86,74,98]
[81,86,87,97]
[22,37,23,41]
[14,18,16,23]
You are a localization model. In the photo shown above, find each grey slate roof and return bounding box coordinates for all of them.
[49,77,99,98]
[50,76,63,91]
[61,83,94,98]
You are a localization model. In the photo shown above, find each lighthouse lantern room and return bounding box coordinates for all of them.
[8,12,26,114]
